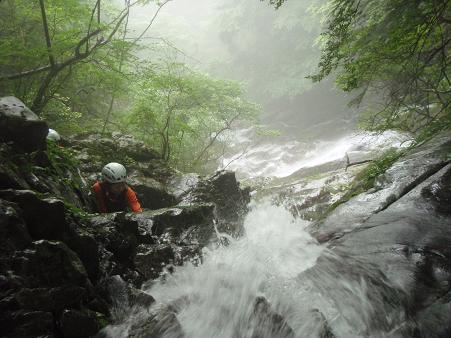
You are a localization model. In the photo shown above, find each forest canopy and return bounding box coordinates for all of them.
[268,0,450,137]
[0,0,259,172]
[1,0,449,172]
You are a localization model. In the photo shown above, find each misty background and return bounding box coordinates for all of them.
[118,0,356,139]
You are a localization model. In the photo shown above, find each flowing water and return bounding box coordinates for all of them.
[103,201,408,337]
[219,130,412,179]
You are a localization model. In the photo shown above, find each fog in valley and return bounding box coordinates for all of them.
[120,0,356,138]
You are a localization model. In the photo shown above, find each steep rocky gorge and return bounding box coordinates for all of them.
[0,97,250,337]
[1,96,451,337]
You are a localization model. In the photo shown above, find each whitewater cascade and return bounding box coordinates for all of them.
[103,201,407,338]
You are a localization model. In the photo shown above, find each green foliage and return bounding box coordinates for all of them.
[46,140,80,178]
[1,1,262,173]
[414,108,451,144]
[0,0,138,132]
[124,61,260,171]
[308,0,450,134]
[44,140,87,195]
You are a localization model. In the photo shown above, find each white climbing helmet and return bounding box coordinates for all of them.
[47,128,61,141]
[102,162,127,183]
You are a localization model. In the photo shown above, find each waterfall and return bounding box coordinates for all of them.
[103,200,408,337]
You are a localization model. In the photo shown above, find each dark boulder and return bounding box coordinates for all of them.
[14,285,85,312]
[8,310,54,337]
[148,204,215,237]
[0,96,48,153]
[12,240,90,289]
[128,175,177,210]
[0,199,31,254]
[0,189,69,240]
[180,170,251,233]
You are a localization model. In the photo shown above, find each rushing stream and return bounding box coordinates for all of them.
[103,201,408,337]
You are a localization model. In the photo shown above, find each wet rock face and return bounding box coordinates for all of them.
[0,96,48,152]
[0,199,31,253]
[421,164,451,215]
[248,296,295,338]
[14,240,89,287]
[0,100,252,337]
[180,170,251,233]
[127,175,177,209]
[308,158,451,335]
[127,306,185,338]
[310,131,451,238]
[60,309,101,338]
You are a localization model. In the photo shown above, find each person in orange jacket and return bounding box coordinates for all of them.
[91,162,142,213]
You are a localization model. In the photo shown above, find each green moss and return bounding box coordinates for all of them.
[96,314,110,330]
[63,201,91,219]
[321,148,405,217]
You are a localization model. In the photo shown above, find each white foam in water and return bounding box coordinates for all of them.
[102,201,405,338]
[140,201,323,338]
[220,130,413,179]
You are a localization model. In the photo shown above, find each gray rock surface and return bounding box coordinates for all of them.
[0,96,48,152]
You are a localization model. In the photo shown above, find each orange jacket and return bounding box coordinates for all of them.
[92,181,142,213]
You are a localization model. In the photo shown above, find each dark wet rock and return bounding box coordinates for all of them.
[247,296,295,338]
[0,97,48,153]
[0,199,31,254]
[179,170,250,234]
[0,189,69,240]
[149,204,215,237]
[88,213,139,267]
[127,175,177,210]
[0,146,31,190]
[306,161,451,335]
[12,240,90,288]
[8,310,54,337]
[69,133,158,162]
[63,225,100,283]
[104,225,137,263]
[297,253,409,335]
[421,164,451,215]
[134,244,175,280]
[15,286,85,312]
[414,291,451,338]
[310,132,451,237]
[129,288,156,309]
[60,309,101,338]
[167,173,200,200]
[127,305,184,338]
[105,275,155,310]
[0,112,252,337]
